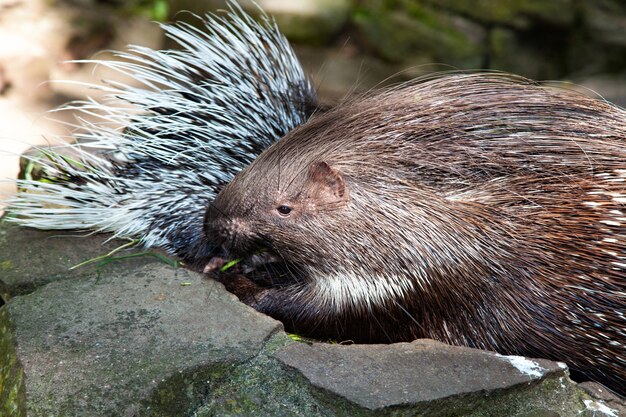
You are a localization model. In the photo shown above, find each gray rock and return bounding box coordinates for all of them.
[273,340,596,416]
[2,260,282,416]
[0,221,153,297]
[275,340,556,408]
[1,226,624,416]
[579,381,626,416]
[193,338,626,417]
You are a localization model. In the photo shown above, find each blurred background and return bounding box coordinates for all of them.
[0,0,625,206]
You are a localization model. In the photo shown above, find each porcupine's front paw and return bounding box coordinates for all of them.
[216,273,267,307]
[203,258,266,307]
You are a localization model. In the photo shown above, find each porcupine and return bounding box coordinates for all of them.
[3,1,317,267]
[205,73,626,394]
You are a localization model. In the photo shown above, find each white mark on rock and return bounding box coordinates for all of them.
[496,354,545,378]
[583,399,618,417]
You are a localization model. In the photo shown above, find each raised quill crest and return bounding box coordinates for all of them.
[4,1,317,264]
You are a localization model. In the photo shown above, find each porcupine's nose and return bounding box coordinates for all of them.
[204,202,253,251]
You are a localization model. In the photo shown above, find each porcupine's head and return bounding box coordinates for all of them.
[204,118,351,269]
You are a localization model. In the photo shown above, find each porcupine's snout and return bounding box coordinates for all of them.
[204,203,232,248]
[203,202,256,257]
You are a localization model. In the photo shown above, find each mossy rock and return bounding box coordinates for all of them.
[353,1,485,68]
[420,0,575,28]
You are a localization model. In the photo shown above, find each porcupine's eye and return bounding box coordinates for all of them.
[276,205,292,216]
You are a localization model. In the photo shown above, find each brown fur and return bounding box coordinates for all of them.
[204,73,626,394]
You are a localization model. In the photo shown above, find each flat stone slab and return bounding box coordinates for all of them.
[275,339,564,409]
[273,339,606,416]
[2,261,282,416]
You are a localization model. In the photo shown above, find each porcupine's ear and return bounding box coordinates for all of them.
[307,161,349,206]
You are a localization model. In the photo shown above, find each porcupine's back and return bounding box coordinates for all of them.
[208,73,626,393]
[4,2,317,266]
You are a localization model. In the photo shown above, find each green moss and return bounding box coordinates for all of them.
[193,342,335,417]
[420,0,574,26]
[0,308,26,417]
[353,1,484,66]
[116,0,170,21]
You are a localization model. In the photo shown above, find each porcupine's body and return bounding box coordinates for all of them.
[4,2,316,267]
[205,73,626,394]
